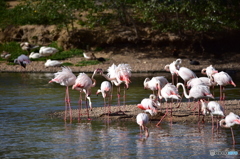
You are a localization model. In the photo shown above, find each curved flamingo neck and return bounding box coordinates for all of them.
[177,83,190,99]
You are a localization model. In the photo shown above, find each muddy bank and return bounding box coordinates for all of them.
[48,100,240,124]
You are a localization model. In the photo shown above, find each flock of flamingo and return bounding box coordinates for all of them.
[46,57,240,144]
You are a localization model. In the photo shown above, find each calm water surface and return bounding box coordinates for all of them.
[1,71,240,158]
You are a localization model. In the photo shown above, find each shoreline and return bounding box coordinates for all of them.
[1,55,240,73]
[48,100,240,123]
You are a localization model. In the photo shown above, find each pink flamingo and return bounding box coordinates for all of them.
[137,94,159,116]
[98,63,131,112]
[14,54,31,68]
[200,100,224,131]
[49,67,76,122]
[156,83,181,126]
[164,59,181,85]
[143,76,169,97]
[220,112,240,145]
[96,81,112,114]
[210,71,236,101]
[177,83,214,123]
[136,113,149,138]
[72,69,99,120]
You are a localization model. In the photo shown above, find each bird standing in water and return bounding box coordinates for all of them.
[49,67,76,122]
[220,112,240,145]
[136,113,149,138]
[72,69,99,120]
[96,81,112,114]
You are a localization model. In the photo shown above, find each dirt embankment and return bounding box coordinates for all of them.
[0,25,240,73]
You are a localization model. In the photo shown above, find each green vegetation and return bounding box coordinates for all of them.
[1,0,239,35]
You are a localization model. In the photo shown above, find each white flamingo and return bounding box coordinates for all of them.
[201,65,218,78]
[44,59,62,67]
[29,52,41,59]
[97,63,131,112]
[137,94,159,116]
[143,76,169,97]
[72,69,99,120]
[164,58,181,85]
[200,100,224,131]
[220,112,240,145]
[49,67,76,122]
[156,83,181,126]
[136,113,149,138]
[96,81,112,114]
[177,83,214,122]
[14,54,31,68]
[177,66,197,84]
[39,46,58,57]
[210,71,236,101]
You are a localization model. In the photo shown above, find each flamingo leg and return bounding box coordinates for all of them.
[78,92,82,122]
[117,86,121,111]
[65,86,72,122]
[231,127,236,145]
[156,102,169,126]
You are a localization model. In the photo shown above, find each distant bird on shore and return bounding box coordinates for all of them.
[220,112,240,145]
[83,52,106,62]
[39,46,58,57]
[20,42,39,53]
[189,59,200,65]
[29,52,41,59]
[44,59,62,68]
[137,94,159,116]
[136,113,149,138]
[1,51,11,59]
[14,54,31,68]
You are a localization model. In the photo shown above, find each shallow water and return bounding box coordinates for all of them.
[1,72,240,158]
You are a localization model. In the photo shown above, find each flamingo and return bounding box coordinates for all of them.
[187,77,216,89]
[96,81,112,114]
[29,52,41,59]
[156,83,181,126]
[39,46,58,57]
[14,54,31,68]
[164,58,181,85]
[177,83,214,122]
[44,59,62,68]
[200,100,224,131]
[177,66,197,85]
[220,112,240,145]
[72,69,99,120]
[137,94,159,116]
[97,63,131,112]
[143,76,169,97]
[210,71,236,101]
[49,67,76,122]
[136,113,149,137]
[20,42,39,53]
[201,65,218,78]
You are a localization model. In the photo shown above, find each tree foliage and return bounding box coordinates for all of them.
[0,0,240,35]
